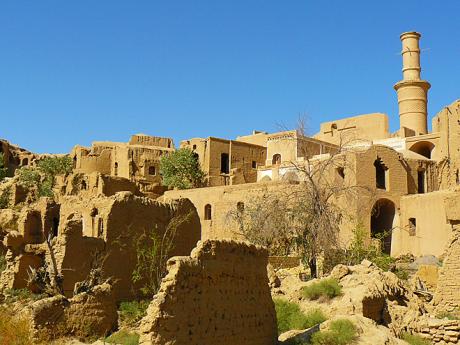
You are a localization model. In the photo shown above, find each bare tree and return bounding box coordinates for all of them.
[229,117,371,277]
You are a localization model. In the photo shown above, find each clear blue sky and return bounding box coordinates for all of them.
[1,1,459,153]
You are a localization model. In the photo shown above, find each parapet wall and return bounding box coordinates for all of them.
[139,239,277,345]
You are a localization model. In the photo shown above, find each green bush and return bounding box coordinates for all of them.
[274,298,326,335]
[160,148,205,189]
[119,300,150,326]
[436,309,460,320]
[0,188,10,209]
[311,319,357,345]
[302,278,342,301]
[17,167,41,188]
[3,288,45,303]
[105,330,139,345]
[0,153,7,182]
[401,332,431,345]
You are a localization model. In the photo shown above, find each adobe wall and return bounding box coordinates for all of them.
[432,100,460,189]
[138,240,277,345]
[394,191,453,257]
[433,227,460,313]
[314,113,390,145]
[162,181,293,240]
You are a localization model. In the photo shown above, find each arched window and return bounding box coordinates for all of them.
[204,204,212,220]
[272,154,281,165]
[22,158,28,166]
[331,123,338,136]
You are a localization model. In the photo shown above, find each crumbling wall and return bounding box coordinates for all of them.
[27,282,117,341]
[433,228,460,313]
[410,317,460,345]
[139,240,278,345]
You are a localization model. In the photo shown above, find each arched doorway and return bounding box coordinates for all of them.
[370,199,396,255]
[408,141,435,159]
[272,154,281,165]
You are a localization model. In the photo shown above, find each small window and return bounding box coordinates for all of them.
[204,204,212,220]
[374,158,388,190]
[52,217,59,238]
[114,162,118,176]
[237,202,244,212]
[417,170,425,193]
[252,161,257,169]
[149,166,156,176]
[192,144,197,150]
[409,218,416,236]
[272,154,281,165]
[221,153,229,174]
[337,167,345,179]
[22,158,28,166]
[81,180,87,190]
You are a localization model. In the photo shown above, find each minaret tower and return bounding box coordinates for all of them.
[394,31,431,136]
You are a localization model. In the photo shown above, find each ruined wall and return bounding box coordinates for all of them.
[410,318,460,345]
[433,228,460,313]
[432,100,460,189]
[139,240,277,345]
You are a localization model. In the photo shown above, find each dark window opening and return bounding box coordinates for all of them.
[168,142,171,148]
[272,154,281,165]
[371,199,395,255]
[149,166,156,176]
[97,218,104,238]
[52,217,59,238]
[252,161,257,169]
[81,180,87,190]
[114,162,118,176]
[409,218,416,236]
[417,170,425,193]
[456,169,460,185]
[22,158,28,166]
[204,204,212,220]
[237,202,244,212]
[192,144,197,150]
[220,153,229,174]
[337,167,345,179]
[374,158,388,190]
[73,155,77,168]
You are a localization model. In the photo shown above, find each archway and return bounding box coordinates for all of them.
[408,141,435,159]
[370,199,396,255]
[272,154,281,165]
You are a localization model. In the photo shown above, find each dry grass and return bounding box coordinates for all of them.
[0,306,33,345]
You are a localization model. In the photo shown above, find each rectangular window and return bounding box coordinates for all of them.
[409,218,416,236]
[252,161,257,169]
[418,170,425,193]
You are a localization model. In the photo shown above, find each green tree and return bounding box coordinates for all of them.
[0,153,8,181]
[160,148,204,189]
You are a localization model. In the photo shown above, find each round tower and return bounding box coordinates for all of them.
[394,31,431,136]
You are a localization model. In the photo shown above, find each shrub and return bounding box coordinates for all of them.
[274,298,326,335]
[436,309,460,320]
[311,319,357,345]
[119,300,150,326]
[0,153,7,181]
[302,278,342,301]
[0,305,33,345]
[160,148,205,189]
[105,330,140,345]
[17,167,41,188]
[0,188,10,209]
[3,288,45,303]
[401,332,431,345]
[36,156,73,176]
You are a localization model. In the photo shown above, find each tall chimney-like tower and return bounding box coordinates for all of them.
[394,31,431,136]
